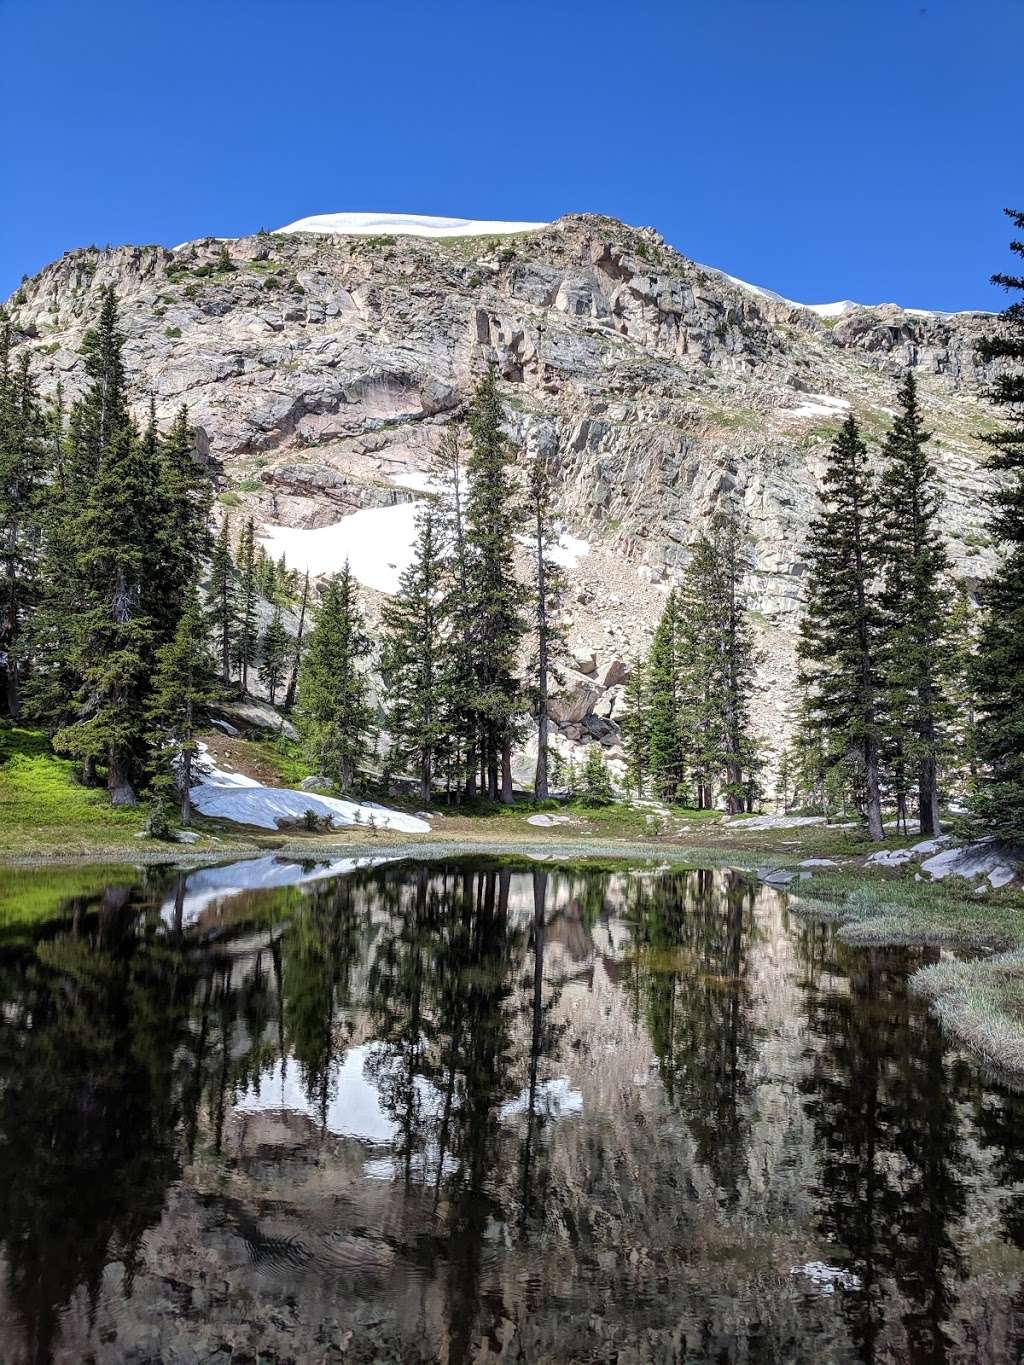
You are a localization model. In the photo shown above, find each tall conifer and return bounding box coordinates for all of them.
[798,416,886,841]
[296,563,373,794]
[971,209,1024,839]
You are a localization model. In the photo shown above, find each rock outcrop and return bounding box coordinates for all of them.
[5,213,1002,770]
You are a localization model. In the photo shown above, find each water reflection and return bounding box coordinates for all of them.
[0,857,1022,1363]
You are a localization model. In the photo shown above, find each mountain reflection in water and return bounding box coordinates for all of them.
[0,856,1023,1364]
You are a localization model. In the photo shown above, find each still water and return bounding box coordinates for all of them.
[0,855,1022,1364]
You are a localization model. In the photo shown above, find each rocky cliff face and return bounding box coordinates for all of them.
[4,213,1001,776]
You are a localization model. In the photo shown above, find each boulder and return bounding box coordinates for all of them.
[299,775,332,792]
[571,647,597,675]
[549,677,602,724]
[598,657,628,689]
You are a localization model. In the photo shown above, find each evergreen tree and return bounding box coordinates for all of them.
[646,591,687,802]
[580,743,614,805]
[876,373,950,835]
[525,451,565,800]
[260,607,289,706]
[464,366,528,802]
[944,578,979,799]
[207,517,236,686]
[380,507,448,802]
[433,424,478,795]
[283,570,309,710]
[620,656,650,797]
[971,208,1024,840]
[798,416,887,841]
[147,587,219,823]
[51,289,163,803]
[233,516,259,692]
[296,563,373,793]
[0,327,49,717]
[155,405,211,642]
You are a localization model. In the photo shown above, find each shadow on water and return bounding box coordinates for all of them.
[0,856,1023,1363]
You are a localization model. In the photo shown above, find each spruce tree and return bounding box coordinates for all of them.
[147,587,219,823]
[0,329,48,717]
[620,656,650,797]
[296,563,373,793]
[876,373,950,835]
[971,208,1024,840]
[51,289,163,803]
[379,507,448,802]
[207,517,237,686]
[944,578,979,799]
[433,424,478,795]
[283,570,309,710]
[233,516,259,692]
[260,607,289,706]
[156,405,211,641]
[580,743,614,805]
[464,366,528,802]
[525,451,565,800]
[646,591,687,802]
[798,415,887,841]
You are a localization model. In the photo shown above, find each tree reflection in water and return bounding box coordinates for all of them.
[0,858,1022,1363]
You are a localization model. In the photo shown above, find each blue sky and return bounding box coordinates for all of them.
[2,0,1021,309]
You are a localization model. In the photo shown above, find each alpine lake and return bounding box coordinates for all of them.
[0,852,1022,1364]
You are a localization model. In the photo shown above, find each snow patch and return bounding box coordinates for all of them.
[790,1261,862,1295]
[788,394,851,420]
[189,744,430,834]
[260,501,424,594]
[275,212,548,240]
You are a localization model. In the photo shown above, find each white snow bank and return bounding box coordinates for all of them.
[788,394,851,420]
[161,854,391,925]
[707,265,979,320]
[263,506,589,592]
[389,469,439,494]
[260,501,424,594]
[189,744,430,834]
[275,211,548,239]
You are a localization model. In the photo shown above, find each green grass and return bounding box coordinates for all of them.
[912,952,1024,1076]
[0,727,151,854]
[789,866,1024,949]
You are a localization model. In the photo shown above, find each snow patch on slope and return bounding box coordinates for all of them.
[788,394,851,420]
[260,502,424,594]
[189,744,430,833]
[275,211,548,239]
[710,267,976,320]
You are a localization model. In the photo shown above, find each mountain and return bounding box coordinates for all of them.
[4,212,1000,775]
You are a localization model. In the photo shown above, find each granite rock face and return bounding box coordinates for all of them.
[5,213,1002,769]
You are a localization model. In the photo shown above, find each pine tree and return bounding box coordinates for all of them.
[971,208,1024,840]
[876,373,951,835]
[944,578,979,799]
[0,327,49,717]
[525,451,565,800]
[798,416,887,841]
[296,563,374,793]
[646,591,687,802]
[620,656,650,797]
[580,743,614,805]
[433,424,478,795]
[260,607,289,706]
[464,366,528,802]
[283,569,309,710]
[207,517,237,686]
[156,405,211,642]
[233,516,259,692]
[147,587,219,823]
[380,507,448,802]
[51,289,163,803]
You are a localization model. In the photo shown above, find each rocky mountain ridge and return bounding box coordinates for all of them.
[4,212,1002,778]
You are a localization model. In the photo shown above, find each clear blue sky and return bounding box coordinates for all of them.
[2,0,1021,309]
